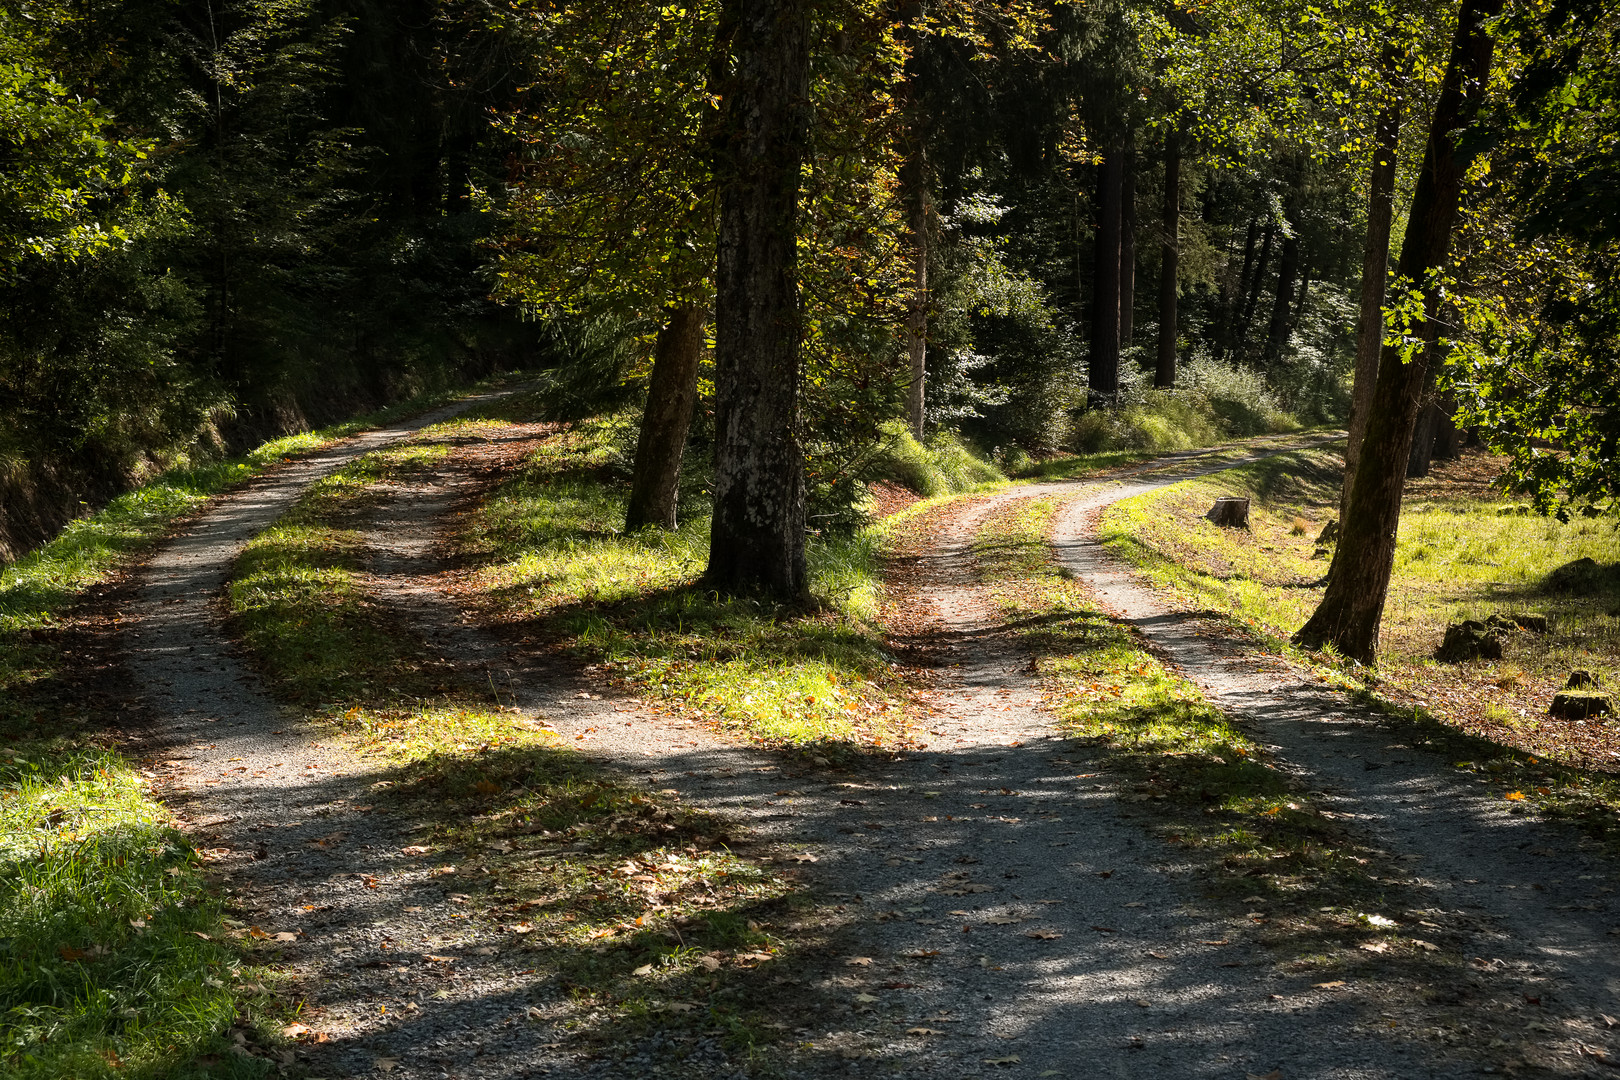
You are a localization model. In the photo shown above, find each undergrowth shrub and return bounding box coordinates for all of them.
[1071,356,1300,454]
[869,420,1004,497]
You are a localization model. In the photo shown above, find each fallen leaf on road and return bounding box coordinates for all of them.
[845,956,873,966]
[282,1023,311,1038]
[736,951,773,964]
[1314,980,1346,989]
[359,875,379,889]
[473,946,497,956]
[1025,930,1062,940]
[376,1058,398,1073]
[1412,939,1439,952]
[1246,1071,1282,1080]
[633,964,654,976]
[1147,951,1168,960]
[401,845,430,856]
[1359,942,1389,954]
[853,993,879,1004]
[699,955,721,971]
[983,1056,1020,1066]
[908,1027,946,1036]
[904,949,941,958]
[273,932,299,943]
[424,955,455,963]
[790,854,818,863]
[985,917,1021,925]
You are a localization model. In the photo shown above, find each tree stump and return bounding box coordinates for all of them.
[1486,612,1550,634]
[1206,496,1250,528]
[1434,620,1503,662]
[1549,692,1613,720]
[1565,670,1604,690]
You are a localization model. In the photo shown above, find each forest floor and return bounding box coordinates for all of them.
[9,388,1620,1080]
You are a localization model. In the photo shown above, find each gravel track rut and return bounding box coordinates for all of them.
[120,416,1620,1079]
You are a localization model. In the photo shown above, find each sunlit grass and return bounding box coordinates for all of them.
[458,416,912,750]
[220,433,813,1053]
[0,748,271,1080]
[972,495,1391,898]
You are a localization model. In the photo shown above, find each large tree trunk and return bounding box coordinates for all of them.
[1340,102,1402,522]
[904,153,929,439]
[1155,132,1181,389]
[625,303,706,531]
[705,0,811,599]
[1119,137,1138,349]
[1294,0,1502,664]
[1088,148,1124,404]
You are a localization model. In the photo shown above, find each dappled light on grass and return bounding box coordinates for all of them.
[0,749,267,1080]
[976,496,1406,912]
[457,417,911,749]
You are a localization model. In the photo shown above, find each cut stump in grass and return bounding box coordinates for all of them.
[1549,691,1613,721]
[1206,496,1250,529]
[1566,670,1604,690]
[1434,620,1503,662]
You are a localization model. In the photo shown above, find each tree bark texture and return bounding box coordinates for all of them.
[904,152,929,439]
[625,303,706,531]
[1119,138,1138,348]
[1340,103,1401,522]
[1294,0,1502,664]
[705,0,811,599]
[1089,148,1123,404]
[1156,133,1181,389]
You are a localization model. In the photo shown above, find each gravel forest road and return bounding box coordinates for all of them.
[119,409,1619,1080]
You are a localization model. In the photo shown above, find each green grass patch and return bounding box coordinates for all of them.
[221,427,825,1061]
[972,495,1424,927]
[1097,444,1620,831]
[0,746,275,1080]
[869,421,1005,497]
[461,416,913,750]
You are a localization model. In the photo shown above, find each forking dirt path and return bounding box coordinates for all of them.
[117,403,1620,1080]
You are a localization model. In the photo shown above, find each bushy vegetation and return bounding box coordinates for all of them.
[867,421,1006,498]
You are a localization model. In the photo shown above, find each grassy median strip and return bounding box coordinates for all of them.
[458,414,914,751]
[223,432,817,1056]
[1097,445,1620,835]
[970,498,1460,989]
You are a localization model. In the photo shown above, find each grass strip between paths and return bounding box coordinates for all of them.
[224,421,833,1063]
[0,373,530,1079]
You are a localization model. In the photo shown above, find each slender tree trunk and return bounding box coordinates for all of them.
[1263,226,1302,367]
[1294,0,1503,663]
[1340,102,1402,522]
[1119,137,1138,349]
[705,0,810,598]
[1218,216,1260,361]
[904,152,929,439]
[1236,221,1275,357]
[626,303,706,531]
[1155,132,1181,389]
[1089,148,1123,404]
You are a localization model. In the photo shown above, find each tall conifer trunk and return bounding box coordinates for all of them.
[1119,138,1138,348]
[1341,102,1402,522]
[1089,148,1124,404]
[1295,0,1503,663]
[626,303,706,531]
[1156,132,1181,389]
[705,0,810,598]
[903,151,928,440]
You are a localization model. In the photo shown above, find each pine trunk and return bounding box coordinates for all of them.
[1294,0,1503,664]
[1119,139,1137,349]
[705,0,811,599]
[1263,229,1301,366]
[1341,103,1401,522]
[1155,133,1180,389]
[626,304,706,531]
[1089,149,1123,404]
[904,153,928,440]
[1236,221,1275,358]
